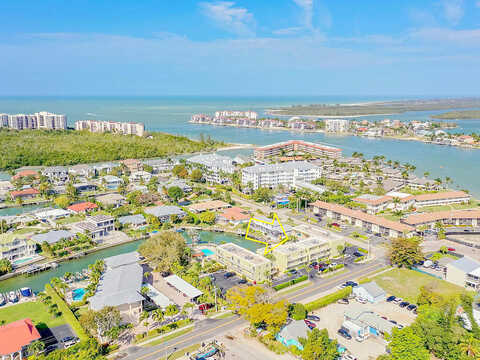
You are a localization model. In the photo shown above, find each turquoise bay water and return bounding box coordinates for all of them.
[0,96,479,197]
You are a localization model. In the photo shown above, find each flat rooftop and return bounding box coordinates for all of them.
[218,243,271,265]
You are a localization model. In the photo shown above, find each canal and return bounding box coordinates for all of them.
[0,230,261,293]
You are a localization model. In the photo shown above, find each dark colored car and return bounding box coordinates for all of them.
[306,315,320,322]
[386,295,396,302]
[223,272,235,279]
[337,298,349,305]
[337,328,352,340]
[389,320,397,325]
[399,301,410,308]
[288,269,298,275]
[407,304,417,311]
[238,279,247,284]
[304,319,316,329]
[345,281,358,287]
[353,252,363,257]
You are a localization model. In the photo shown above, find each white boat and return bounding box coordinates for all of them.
[9,291,18,303]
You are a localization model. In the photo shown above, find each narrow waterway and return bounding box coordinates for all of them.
[0,204,49,216]
[0,230,259,293]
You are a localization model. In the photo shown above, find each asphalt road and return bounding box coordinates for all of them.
[119,259,386,360]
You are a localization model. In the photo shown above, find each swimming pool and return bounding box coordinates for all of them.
[13,257,35,265]
[201,249,215,257]
[72,288,86,301]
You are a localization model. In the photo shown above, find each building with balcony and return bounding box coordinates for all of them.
[242,161,321,190]
[271,237,330,272]
[187,154,235,184]
[413,191,471,208]
[254,140,342,160]
[249,215,293,241]
[75,120,145,136]
[0,111,66,130]
[402,210,480,229]
[325,119,350,133]
[0,234,37,262]
[216,243,272,282]
[0,318,42,360]
[42,166,69,184]
[72,215,115,240]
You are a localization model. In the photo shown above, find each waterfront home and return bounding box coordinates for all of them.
[276,320,310,350]
[413,191,471,208]
[73,182,98,193]
[352,281,386,303]
[9,188,40,201]
[164,274,202,302]
[217,207,251,225]
[343,306,395,339]
[101,175,123,190]
[127,184,148,194]
[143,158,173,173]
[187,153,236,184]
[216,243,272,283]
[129,171,152,183]
[31,230,75,245]
[93,162,117,175]
[96,193,126,208]
[249,215,293,241]
[118,214,146,228]
[89,252,144,323]
[157,179,192,194]
[188,200,231,214]
[353,194,393,214]
[144,205,186,223]
[402,210,480,229]
[11,170,39,181]
[67,201,98,214]
[68,164,94,178]
[71,214,115,240]
[42,166,69,184]
[0,181,14,195]
[445,257,480,290]
[0,234,37,262]
[0,318,41,360]
[406,176,436,190]
[310,200,415,238]
[32,207,71,221]
[120,159,143,173]
[272,237,330,273]
[242,161,321,190]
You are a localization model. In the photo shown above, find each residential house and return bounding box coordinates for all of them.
[32,208,71,221]
[343,306,395,339]
[101,175,123,190]
[188,200,231,214]
[129,171,152,183]
[68,164,94,178]
[217,207,251,225]
[67,202,98,214]
[276,320,310,350]
[31,230,75,245]
[446,257,480,290]
[11,170,39,181]
[144,205,186,222]
[352,281,386,303]
[164,274,203,302]
[42,166,69,184]
[0,234,37,262]
[118,214,147,228]
[73,182,98,194]
[158,179,192,194]
[0,319,41,360]
[93,163,117,175]
[216,243,273,283]
[89,252,144,323]
[120,159,143,173]
[143,159,173,173]
[10,188,39,201]
[96,193,126,208]
[72,215,115,240]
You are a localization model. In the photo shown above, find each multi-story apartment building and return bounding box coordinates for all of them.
[254,140,342,160]
[0,234,37,262]
[74,120,145,136]
[242,161,321,190]
[413,191,471,208]
[0,112,67,130]
[249,215,293,241]
[272,238,330,272]
[214,110,257,120]
[216,243,272,282]
[187,153,235,184]
[325,119,350,133]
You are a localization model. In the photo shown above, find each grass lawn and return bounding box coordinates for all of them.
[170,344,201,360]
[56,215,84,225]
[373,268,466,303]
[416,201,479,213]
[0,301,66,329]
[381,214,403,221]
[13,227,38,235]
[144,327,194,347]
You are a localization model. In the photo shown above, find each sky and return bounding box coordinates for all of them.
[1,0,480,96]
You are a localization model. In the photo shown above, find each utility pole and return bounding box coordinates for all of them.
[214,285,218,312]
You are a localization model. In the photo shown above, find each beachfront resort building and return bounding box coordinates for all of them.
[271,238,330,273]
[216,243,273,282]
[75,120,145,136]
[187,153,236,184]
[325,119,350,133]
[89,252,144,323]
[0,234,37,263]
[0,111,67,130]
[254,140,342,160]
[242,161,321,190]
[310,200,415,238]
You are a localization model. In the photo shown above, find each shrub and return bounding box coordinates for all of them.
[273,275,308,291]
[305,287,352,312]
[358,247,368,253]
[289,303,307,320]
[354,256,365,263]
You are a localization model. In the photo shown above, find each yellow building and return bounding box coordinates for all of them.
[272,237,330,273]
[216,243,273,283]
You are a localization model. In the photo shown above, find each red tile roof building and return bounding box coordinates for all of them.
[12,170,40,181]
[0,318,41,358]
[217,207,251,224]
[413,191,471,207]
[67,201,98,213]
[10,188,39,200]
[402,210,480,228]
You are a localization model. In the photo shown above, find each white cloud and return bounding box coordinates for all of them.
[293,0,314,29]
[409,27,480,45]
[199,1,255,37]
[272,27,305,36]
[440,0,464,25]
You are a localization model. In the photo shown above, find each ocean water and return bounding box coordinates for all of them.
[0,96,479,197]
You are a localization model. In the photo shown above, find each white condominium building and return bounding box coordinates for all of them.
[272,237,331,272]
[242,161,321,190]
[215,110,258,120]
[216,243,272,282]
[0,112,67,130]
[325,119,350,133]
[75,120,145,136]
[254,140,342,160]
[187,153,235,184]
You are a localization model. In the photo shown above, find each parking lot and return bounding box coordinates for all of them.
[38,324,77,351]
[210,270,246,296]
[310,301,417,360]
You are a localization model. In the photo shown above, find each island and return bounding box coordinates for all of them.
[431,110,480,120]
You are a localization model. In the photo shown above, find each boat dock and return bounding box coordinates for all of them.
[20,262,58,276]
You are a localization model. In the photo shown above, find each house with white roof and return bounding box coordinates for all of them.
[164,274,203,302]
[446,256,480,290]
[352,281,386,303]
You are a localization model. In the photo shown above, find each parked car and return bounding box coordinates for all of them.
[386,295,396,302]
[61,336,79,349]
[448,247,456,251]
[306,315,320,322]
[238,279,247,284]
[223,272,235,279]
[304,319,316,329]
[337,328,352,340]
[356,297,367,304]
[393,297,403,304]
[399,301,410,308]
[389,320,397,325]
[345,281,358,287]
[342,355,357,360]
[407,304,417,311]
[337,298,349,305]
[288,269,298,275]
[332,223,340,227]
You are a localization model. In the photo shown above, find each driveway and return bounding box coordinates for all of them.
[38,324,76,349]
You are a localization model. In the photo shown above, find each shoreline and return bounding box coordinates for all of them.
[265,110,396,118]
[190,121,325,134]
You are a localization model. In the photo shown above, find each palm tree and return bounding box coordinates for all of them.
[459,335,480,358]
[152,309,164,323]
[27,340,45,356]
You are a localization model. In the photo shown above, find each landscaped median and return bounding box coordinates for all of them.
[304,286,352,312]
[273,275,308,291]
[135,318,193,345]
